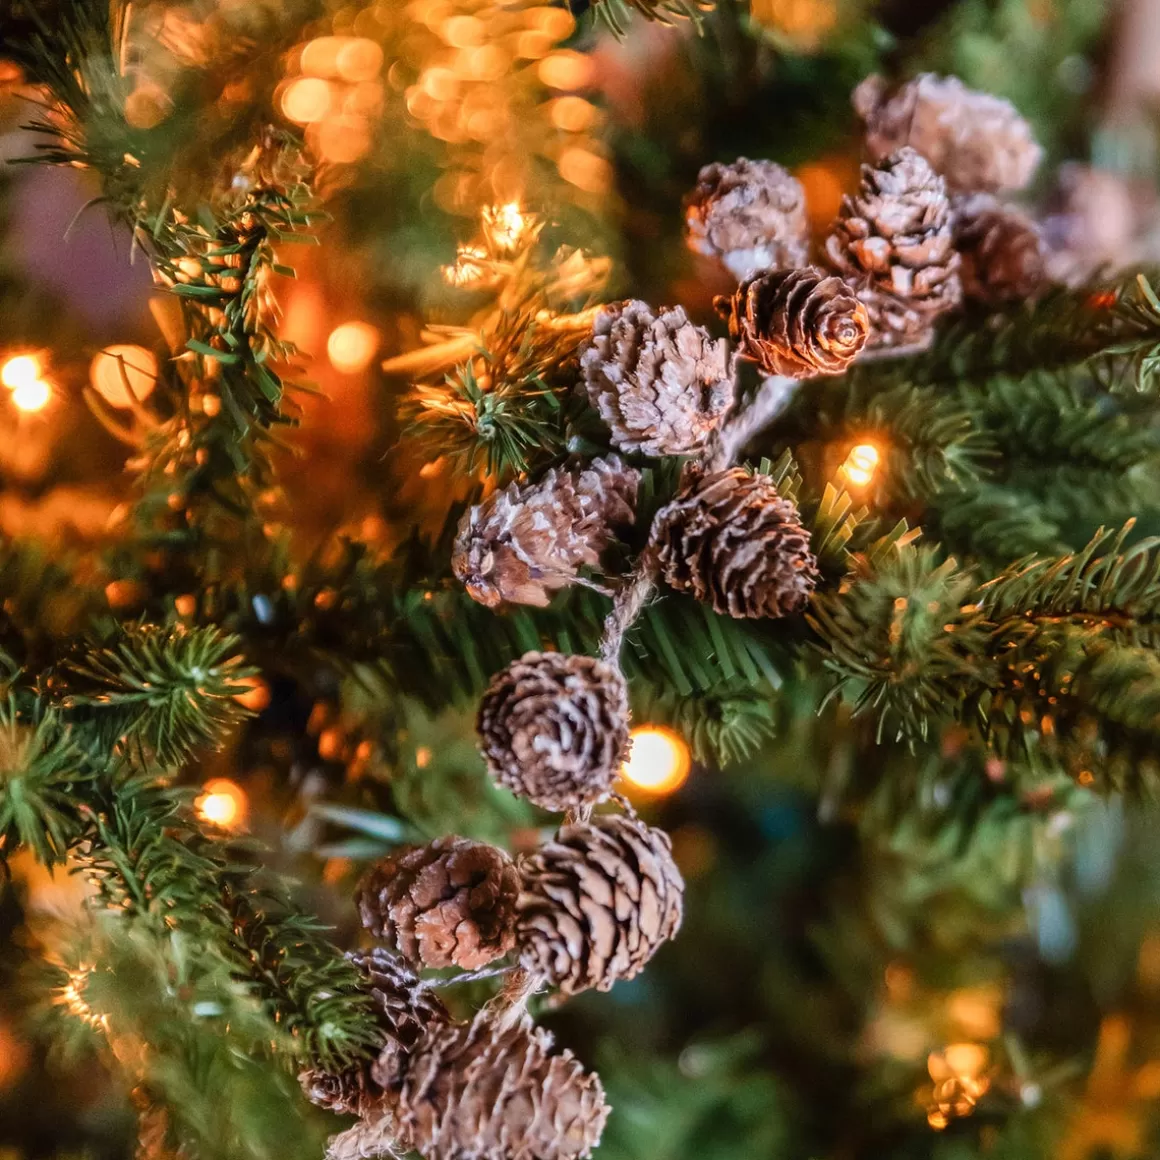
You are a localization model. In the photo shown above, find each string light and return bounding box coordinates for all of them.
[1,354,42,390]
[90,345,157,408]
[842,442,880,487]
[620,726,691,796]
[281,76,332,124]
[195,778,248,830]
[10,378,51,413]
[327,321,380,373]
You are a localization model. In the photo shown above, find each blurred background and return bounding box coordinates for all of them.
[6,1,1160,1158]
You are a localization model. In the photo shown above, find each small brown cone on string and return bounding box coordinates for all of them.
[302,949,450,1116]
[453,457,639,609]
[953,193,1048,304]
[824,147,962,350]
[684,157,810,281]
[516,813,684,995]
[477,651,630,812]
[357,837,520,971]
[853,72,1043,194]
[385,1009,609,1160]
[650,467,819,620]
[580,300,733,457]
[717,266,869,378]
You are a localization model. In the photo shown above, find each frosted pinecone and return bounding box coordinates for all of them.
[853,72,1042,195]
[685,157,810,280]
[580,300,733,457]
[453,457,639,609]
[953,194,1047,304]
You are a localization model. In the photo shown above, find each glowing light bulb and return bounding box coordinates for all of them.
[327,321,380,374]
[233,676,271,713]
[620,726,691,795]
[196,778,248,830]
[482,202,528,252]
[10,378,51,413]
[90,345,157,408]
[2,354,42,390]
[281,77,332,125]
[842,442,880,487]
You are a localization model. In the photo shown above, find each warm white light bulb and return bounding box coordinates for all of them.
[620,726,691,795]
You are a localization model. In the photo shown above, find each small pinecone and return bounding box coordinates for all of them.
[824,147,962,349]
[477,651,629,812]
[300,1065,374,1117]
[953,194,1047,304]
[357,838,520,971]
[348,948,451,1089]
[580,300,733,457]
[718,267,869,378]
[517,813,684,995]
[684,158,810,281]
[650,468,819,620]
[392,1009,609,1160]
[853,73,1043,194]
[453,457,639,609]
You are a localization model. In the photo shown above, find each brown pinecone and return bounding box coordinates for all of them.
[357,838,520,971]
[684,158,810,281]
[348,948,451,1089]
[953,194,1047,305]
[718,267,869,378]
[824,147,962,349]
[477,651,629,813]
[300,1065,374,1117]
[517,813,684,995]
[650,467,819,620]
[853,73,1042,195]
[453,457,639,609]
[387,1009,609,1160]
[580,300,733,457]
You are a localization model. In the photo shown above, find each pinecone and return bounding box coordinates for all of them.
[580,300,733,457]
[684,158,810,281]
[517,813,684,995]
[953,194,1047,304]
[300,1065,374,1117]
[357,838,520,971]
[348,948,451,1088]
[650,467,819,620]
[853,73,1042,195]
[477,651,629,813]
[390,1009,609,1160]
[453,457,639,609]
[718,267,869,378]
[824,147,962,349]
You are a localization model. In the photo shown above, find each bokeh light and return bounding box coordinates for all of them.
[195,778,248,830]
[10,378,51,413]
[328,322,380,373]
[621,726,691,795]
[281,77,332,124]
[842,442,880,487]
[2,354,42,390]
[90,345,157,408]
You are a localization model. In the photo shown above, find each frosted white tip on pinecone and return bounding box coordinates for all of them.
[685,157,810,281]
[580,300,733,458]
[853,73,1043,195]
[452,457,639,609]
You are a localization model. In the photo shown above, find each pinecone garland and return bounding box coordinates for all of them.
[580,301,733,457]
[477,652,629,812]
[650,468,819,620]
[953,194,1047,304]
[824,148,962,349]
[517,813,684,995]
[719,267,869,378]
[453,457,639,608]
[684,158,810,281]
[853,73,1043,194]
[358,838,520,971]
[390,1010,609,1160]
